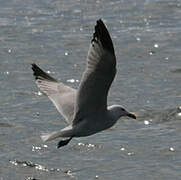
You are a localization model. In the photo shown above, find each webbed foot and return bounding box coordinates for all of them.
[57,137,72,148]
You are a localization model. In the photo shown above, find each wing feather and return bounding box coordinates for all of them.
[73,19,116,125]
[32,64,76,123]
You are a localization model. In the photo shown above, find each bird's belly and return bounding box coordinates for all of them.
[73,118,113,137]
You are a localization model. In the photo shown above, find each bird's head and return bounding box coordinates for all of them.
[108,105,136,120]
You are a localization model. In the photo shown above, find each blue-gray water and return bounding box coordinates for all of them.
[1,0,181,179]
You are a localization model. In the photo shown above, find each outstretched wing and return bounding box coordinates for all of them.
[73,19,116,125]
[32,64,76,123]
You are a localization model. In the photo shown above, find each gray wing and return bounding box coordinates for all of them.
[73,19,116,125]
[32,64,76,123]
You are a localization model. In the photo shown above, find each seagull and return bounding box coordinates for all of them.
[32,19,136,148]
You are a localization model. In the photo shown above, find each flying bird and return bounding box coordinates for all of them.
[32,19,136,148]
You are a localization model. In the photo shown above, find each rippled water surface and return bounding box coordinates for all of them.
[1,0,181,179]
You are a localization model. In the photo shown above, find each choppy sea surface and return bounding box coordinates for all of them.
[0,0,181,179]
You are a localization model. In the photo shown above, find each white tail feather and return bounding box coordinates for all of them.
[41,131,62,142]
[41,125,74,142]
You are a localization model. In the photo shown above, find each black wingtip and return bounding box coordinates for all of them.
[92,19,115,54]
[31,63,57,82]
[31,63,39,80]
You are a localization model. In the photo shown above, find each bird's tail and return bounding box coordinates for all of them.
[41,125,74,142]
[41,131,63,142]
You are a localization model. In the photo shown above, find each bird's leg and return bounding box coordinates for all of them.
[57,137,72,148]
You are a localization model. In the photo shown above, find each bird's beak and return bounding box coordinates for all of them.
[127,112,136,119]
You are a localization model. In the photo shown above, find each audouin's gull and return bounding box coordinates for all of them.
[32,19,136,148]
